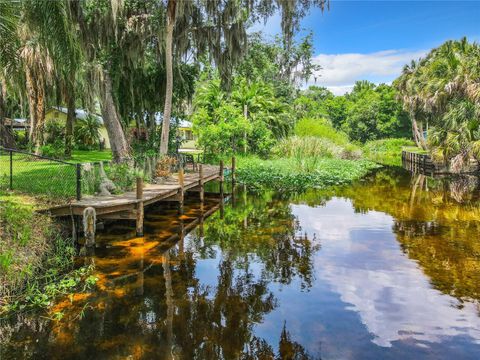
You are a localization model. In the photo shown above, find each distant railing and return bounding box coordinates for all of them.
[0,147,82,200]
[401,150,436,175]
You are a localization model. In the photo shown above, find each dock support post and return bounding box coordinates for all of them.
[178,168,185,214]
[199,202,204,238]
[219,160,224,219]
[219,160,224,197]
[199,164,204,203]
[136,177,144,237]
[83,207,96,247]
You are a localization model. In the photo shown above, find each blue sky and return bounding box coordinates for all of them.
[253,1,480,94]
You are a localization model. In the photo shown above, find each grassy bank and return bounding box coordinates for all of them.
[363,138,416,166]
[234,156,380,192]
[0,191,95,314]
[0,150,117,200]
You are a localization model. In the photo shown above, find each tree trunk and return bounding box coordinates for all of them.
[100,71,130,163]
[25,68,37,145]
[411,115,427,150]
[0,79,15,148]
[33,74,46,155]
[148,111,156,140]
[159,0,176,155]
[65,85,75,158]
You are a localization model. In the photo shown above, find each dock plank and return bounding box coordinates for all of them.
[47,165,222,216]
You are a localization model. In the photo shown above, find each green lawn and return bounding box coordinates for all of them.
[70,150,112,163]
[0,150,112,199]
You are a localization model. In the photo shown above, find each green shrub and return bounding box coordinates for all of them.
[295,117,349,145]
[105,163,138,192]
[74,115,101,149]
[44,120,65,145]
[40,141,65,159]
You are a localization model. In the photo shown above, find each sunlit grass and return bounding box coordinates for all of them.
[0,150,112,199]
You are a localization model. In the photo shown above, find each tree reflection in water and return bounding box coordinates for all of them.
[327,168,480,302]
[3,168,479,359]
[0,193,318,359]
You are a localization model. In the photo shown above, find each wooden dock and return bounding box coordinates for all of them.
[46,161,231,244]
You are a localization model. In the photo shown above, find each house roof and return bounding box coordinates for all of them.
[50,106,103,124]
[48,107,192,128]
[4,118,30,128]
[153,113,192,128]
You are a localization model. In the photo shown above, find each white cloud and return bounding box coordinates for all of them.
[310,49,427,95]
[292,199,480,348]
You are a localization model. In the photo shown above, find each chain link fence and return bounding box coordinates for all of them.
[0,148,204,200]
[0,147,80,200]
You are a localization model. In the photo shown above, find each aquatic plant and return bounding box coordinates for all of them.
[234,156,380,192]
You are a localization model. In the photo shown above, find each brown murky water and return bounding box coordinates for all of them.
[1,168,480,359]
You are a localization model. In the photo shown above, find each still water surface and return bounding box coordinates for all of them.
[1,168,480,359]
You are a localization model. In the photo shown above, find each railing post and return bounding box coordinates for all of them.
[76,164,82,200]
[9,150,13,190]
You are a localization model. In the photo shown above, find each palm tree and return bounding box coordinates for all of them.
[396,38,480,170]
[0,0,19,147]
[75,115,101,149]
[22,0,82,157]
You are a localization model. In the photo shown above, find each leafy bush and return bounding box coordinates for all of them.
[40,141,65,159]
[295,117,349,145]
[105,163,138,192]
[44,120,65,145]
[75,115,101,150]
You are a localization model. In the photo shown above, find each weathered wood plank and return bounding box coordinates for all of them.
[47,164,222,217]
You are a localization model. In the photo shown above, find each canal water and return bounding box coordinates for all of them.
[1,167,480,359]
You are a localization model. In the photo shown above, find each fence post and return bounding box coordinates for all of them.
[76,164,82,201]
[9,150,13,190]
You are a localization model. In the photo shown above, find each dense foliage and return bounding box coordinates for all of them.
[295,82,411,142]
[192,33,319,157]
[395,38,480,171]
